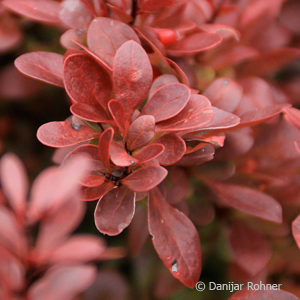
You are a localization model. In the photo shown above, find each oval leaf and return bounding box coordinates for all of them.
[15,52,63,87]
[122,166,167,192]
[156,133,186,166]
[113,40,153,115]
[63,52,112,109]
[292,214,300,250]
[126,115,155,151]
[133,143,165,164]
[167,32,222,56]
[94,186,136,236]
[207,181,282,223]
[156,95,213,132]
[110,141,137,167]
[229,222,271,276]
[37,121,98,148]
[3,0,60,24]
[28,265,96,300]
[87,17,140,67]
[98,128,114,170]
[148,188,202,288]
[0,154,27,217]
[142,83,191,122]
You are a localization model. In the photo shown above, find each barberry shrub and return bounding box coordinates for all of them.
[1,0,300,299]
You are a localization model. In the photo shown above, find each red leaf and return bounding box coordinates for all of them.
[156,133,186,166]
[207,181,282,223]
[0,17,22,54]
[229,222,271,276]
[201,107,240,130]
[80,174,105,188]
[167,32,222,56]
[63,52,112,110]
[70,103,110,123]
[94,186,135,235]
[113,40,153,115]
[108,99,129,135]
[98,128,114,170]
[49,235,106,263]
[133,143,165,164]
[139,0,174,11]
[110,141,137,167]
[122,166,167,192]
[142,83,191,122]
[177,144,215,166]
[59,0,93,30]
[28,155,91,223]
[37,121,98,148]
[126,115,155,151]
[35,198,84,257]
[237,104,287,128]
[0,206,27,257]
[238,48,300,77]
[156,94,213,132]
[148,188,201,288]
[229,289,299,300]
[81,182,115,201]
[284,107,300,130]
[292,214,300,250]
[87,17,140,67]
[28,265,96,300]
[3,0,60,24]
[128,204,148,255]
[149,74,179,98]
[0,154,27,217]
[203,78,242,113]
[15,52,63,87]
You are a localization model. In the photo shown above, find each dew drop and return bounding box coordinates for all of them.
[130,160,135,165]
[223,79,229,86]
[171,260,178,273]
[72,123,81,130]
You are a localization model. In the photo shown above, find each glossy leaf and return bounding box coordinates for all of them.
[229,222,271,276]
[94,186,135,235]
[110,141,137,167]
[28,265,96,300]
[87,17,140,67]
[98,128,114,170]
[122,166,167,192]
[113,40,153,115]
[63,52,112,109]
[207,181,282,223]
[156,94,213,132]
[126,115,155,151]
[167,32,222,56]
[229,289,299,300]
[3,0,60,24]
[142,83,190,122]
[49,235,106,263]
[80,174,105,188]
[37,121,98,148]
[0,154,27,216]
[148,188,201,288]
[133,143,165,164]
[156,133,186,166]
[15,52,63,87]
